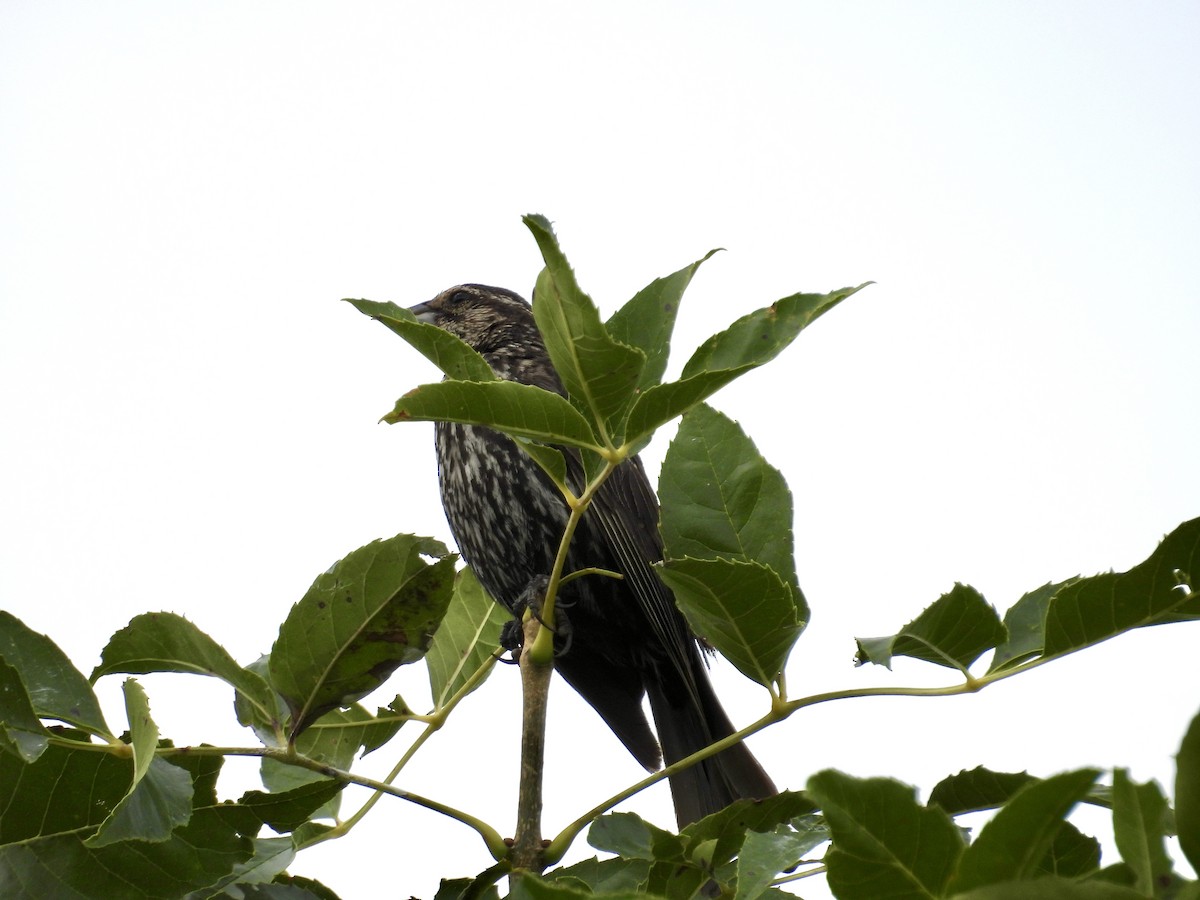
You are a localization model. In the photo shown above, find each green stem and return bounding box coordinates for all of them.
[530,457,620,665]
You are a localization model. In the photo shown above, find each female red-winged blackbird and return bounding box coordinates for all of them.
[411,283,776,826]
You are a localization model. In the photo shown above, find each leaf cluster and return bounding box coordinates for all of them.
[2,216,1198,899]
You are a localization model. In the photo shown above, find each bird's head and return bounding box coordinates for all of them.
[410,284,536,353]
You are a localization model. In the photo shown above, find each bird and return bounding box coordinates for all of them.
[410,283,777,827]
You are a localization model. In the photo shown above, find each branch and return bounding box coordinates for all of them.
[512,610,554,872]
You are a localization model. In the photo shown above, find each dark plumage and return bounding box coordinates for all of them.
[410,283,776,827]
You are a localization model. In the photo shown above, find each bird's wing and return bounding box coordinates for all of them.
[586,455,705,707]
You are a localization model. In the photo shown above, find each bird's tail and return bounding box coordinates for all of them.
[646,652,777,828]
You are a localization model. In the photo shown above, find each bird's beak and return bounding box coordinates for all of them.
[409,301,439,325]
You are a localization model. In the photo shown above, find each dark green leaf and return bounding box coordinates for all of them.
[681,284,867,379]
[680,790,818,869]
[0,659,49,762]
[235,655,290,748]
[86,679,193,846]
[949,878,1156,900]
[1042,517,1200,659]
[605,250,720,393]
[237,782,344,834]
[434,877,501,900]
[345,298,497,382]
[0,732,128,843]
[269,534,456,738]
[660,404,801,602]
[1038,820,1100,878]
[93,612,277,734]
[806,770,963,900]
[0,611,108,734]
[1176,710,1200,875]
[988,580,1078,673]
[855,584,1006,673]
[383,380,601,451]
[0,748,252,899]
[658,557,800,687]
[511,873,660,900]
[949,768,1100,893]
[524,214,646,436]
[426,568,507,709]
[928,767,1036,815]
[1111,768,1174,895]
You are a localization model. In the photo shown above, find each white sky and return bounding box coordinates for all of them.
[2,3,1198,897]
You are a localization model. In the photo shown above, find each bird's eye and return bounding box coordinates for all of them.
[450,289,472,304]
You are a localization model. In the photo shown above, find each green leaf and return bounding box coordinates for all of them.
[1042,517,1200,660]
[735,826,821,900]
[681,284,867,379]
[383,380,601,451]
[622,366,754,450]
[605,250,721,393]
[511,874,659,900]
[1037,820,1100,878]
[269,534,456,738]
[259,703,386,818]
[93,612,278,733]
[988,580,1078,673]
[660,404,801,601]
[949,877,1157,900]
[622,283,865,451]
[426,568,507,709]
[524,214,646,438]
[85,679,193,847]
[1176,709,1200,875]
[928,767,1036,815]
[587,812,685,863]
[949,768,1100,893]
[854,584,1006,673]
[680,790,818,870]
[658,557,800,688]
[0,611,108,735]
[184,836,296,897]
[548,856,651,894]
[1111,769,1174,895]
[0,745,252,899]
[345,298,497,382]
[806,769,964,900]
[0,659,49,762]
[236,782,344,834]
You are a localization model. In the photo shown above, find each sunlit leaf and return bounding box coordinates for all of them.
[85,679,193,847]
[426,568,507,709]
